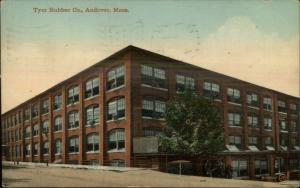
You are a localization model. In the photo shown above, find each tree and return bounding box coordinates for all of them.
[159,88,224,157]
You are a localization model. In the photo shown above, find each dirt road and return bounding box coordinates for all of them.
[2,164,297,187]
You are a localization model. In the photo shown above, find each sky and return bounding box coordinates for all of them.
[1,0,299,113]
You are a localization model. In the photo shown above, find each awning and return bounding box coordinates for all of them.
[266,146,275,151]
[225,145,239,152]
[248,145,259,151]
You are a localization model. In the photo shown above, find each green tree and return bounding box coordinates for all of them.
[159,88,224,157]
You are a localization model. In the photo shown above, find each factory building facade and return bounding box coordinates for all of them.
[1,46,300,180]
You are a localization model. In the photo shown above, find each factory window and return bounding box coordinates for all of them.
[25,108,30,120]
[54,116,62,132]
[290,121,298,132]
[85,77,99,98]
[67,85,79,104]
[108,129,125,151]
[86,133,99,152]
[142,97,166,119]
[54,94,62,110]
[255,160,268,175]
[232,160,248,178]
[69,136,79,153]
[264,117,272,130]
[279,120,287,132]
[43,141,49,154]
[68,111,79,129]
[107,65,125,91]
[141,65,166,89]
[227,88,241,103]
[203,81,221,99]
[248,115,258,129]
[25,144,31,156]
[33,143,38,155]
[278,100,286,113]
[247,92,258,107]
[290,103,298,114]
[107,97,125,121]
[42,99,49,114]
[248,136,258,146]
[33,124,39,136]
[263,96,272,111]
[228,112,241,127]
[176,74,195,92]
[265,137,273,146]
[86,105,99,126]
[25,126,31,138]
[55,139,62,154]
[229,135,242,149]
[31,104,39,118]
[42,120,49,134]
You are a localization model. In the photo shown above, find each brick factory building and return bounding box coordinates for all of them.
[1,46,300,180]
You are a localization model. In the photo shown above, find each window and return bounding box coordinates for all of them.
[16,113,19,124]
[86,133,99,152]
[107,97,125,121]
[68,111,79,129]
[43,141,49,154]
[290,103,298,114]
[289,159,299,170]
[55,139,62,154]
[290,121,298,132]
[248,136,258,146]
[86,105,100,126]
[108,129,125,151]
[25,108,30,120]
[31,104,38,118]
[279,120,287,132]
[232,160,248,178]
[274,158,285,173]
[141,65,166,89]
[248,115,258,128]
[143,127,162,136]
[68,86,79,104]
[69,136,79,153]
[280,136,287,146]
[263,97,272,111]
[228,113,241,127]
[54,94,62,110]
[54,116,62,132]
[85,77,99,98]
[110,159,125,167]
[42,99,49,114]
[255,160,268,175]
[265,137,273,146]
[227,88,241,103]
[25,126,31,138]
[176,74,195,92]
[34,143,39,155]
[203,81,220,99]
[15,129,19,141]
[278,100,286,113]
[264,117,272,130]
[25,144,31,156]
[247,93,258,107]
[42,120,49,134]
[229,135,242,149]
[142,97,166,119]
[107,65,125,91]
[33,124,39,136]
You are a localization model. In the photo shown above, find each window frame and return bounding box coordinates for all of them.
[85,77,100,99]
[107,65,125,91]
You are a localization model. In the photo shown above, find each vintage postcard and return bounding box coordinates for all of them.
[1,0,299,187]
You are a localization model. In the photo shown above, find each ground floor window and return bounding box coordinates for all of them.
[255,160,268,175]
[232,160,248,178]
[90,160,99,166]
[110,159,125,167]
